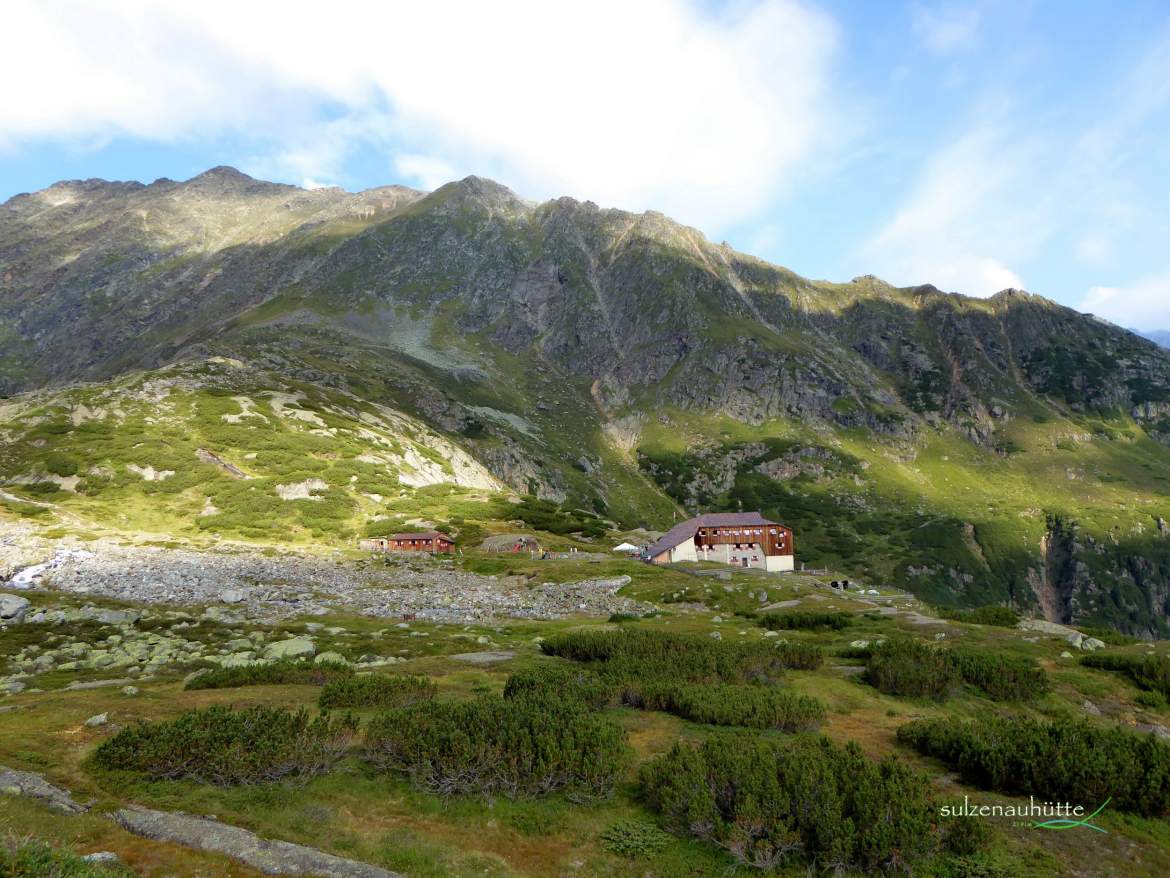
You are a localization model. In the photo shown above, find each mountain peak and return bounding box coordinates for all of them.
[189,166,255,184]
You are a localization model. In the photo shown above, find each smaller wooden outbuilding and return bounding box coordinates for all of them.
[359,532,455,554]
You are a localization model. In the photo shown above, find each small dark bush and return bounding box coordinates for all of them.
[364,693,629,799]
[0,836,136,876]
[951,650,1050,701]
[319,674,436,709]
[503,664,613,709]
[759,610,852,631]
[640,733,948,872]
[184,659,352,691]
[938,606,1020,627]
[92,706,358,785]
[600,820,671,858]
[898,715,1170,816]
[631,683,825,731]
[864,639,960,700]
[540,629,822,686]
[1082,652,1170,700]
[44,453,80,478]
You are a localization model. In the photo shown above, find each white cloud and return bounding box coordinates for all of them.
[1081,272,1170,329]
[858,127,1035,297]
[394,155,461,193]
[911,3,982,54]
[0,0,840,232]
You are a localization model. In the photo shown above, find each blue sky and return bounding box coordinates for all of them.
[2,0,1169,328]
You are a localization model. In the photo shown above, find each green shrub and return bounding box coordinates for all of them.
[897,715,1170,816]
[1082,653,1170,700]
[540,629,822,686]
[600,820,671,858]
[864,640,1047,702]
[92,706,358,785]
[759,610,852,631]
[640,733,946,872]
[938,606,1020,627]
[319,674,437,709]
[950,650,1050,701]
[0,836,135,876]
[864,639,960,700]
[1137,690,1167,709]
[835,644,874,659]
[364,693,629,799]
[43,453,80,477]
[630,683,825,731]
[503,664,613,709]
[184,659,352,691]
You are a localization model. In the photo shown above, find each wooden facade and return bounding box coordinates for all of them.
[359,532,455,553]
[645,512,794,572]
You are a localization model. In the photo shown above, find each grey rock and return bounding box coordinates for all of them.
[219,589,248,604]
[0,765,88,813]
[65,678,134,691]
[450,651,515,665]
[314,651,348,666]
[81,852,120,864]
[112,805,402,877]
[1082,700,1102,717]
[121,685,140,696]
[263,637,315,660]
[0,594,30,622]
[84,712,108,727]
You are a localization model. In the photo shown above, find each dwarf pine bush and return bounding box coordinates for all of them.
[759,610,852,631]
[1082,653,1170,700]
[632,683,825,732]
[897,715,1170,816]
[864,640,1048,702]
[184,658,352,691]
[938,606,1020,627]
[503,663,614,709]
[364,693,629,799]
[640,733,945,872]
[92,706,358,786]
[864,638,960,700]
[539,629,822,685]
[950,650,1050,701]
[319,674,437,709]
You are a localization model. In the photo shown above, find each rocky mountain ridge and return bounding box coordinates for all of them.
[4,168,1170,634]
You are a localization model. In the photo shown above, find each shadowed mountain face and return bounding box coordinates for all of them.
[4,168,1170,633]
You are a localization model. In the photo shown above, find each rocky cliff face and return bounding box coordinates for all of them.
[4,168,1170,633]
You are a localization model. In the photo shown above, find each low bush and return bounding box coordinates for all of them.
[503,664,613,709]
[631,683,825,731]
[92,706,358,785]
[864,639,960,700]
[0,836,135,876]
[938,606,1020,627]
[319,674,436,709]
[364,693,629,799]
[759,610,851,631]
[864,640,1048,702]
[640,733,948,872]
[897,715,1170,816]
[1082,653,1170,700]
[600,820,671,858]
[184,659,352,691]
[950,650,1050,701]
[540,629,822,686]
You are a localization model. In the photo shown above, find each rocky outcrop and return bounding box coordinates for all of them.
[112,806,402,877]
[0,765,88,814]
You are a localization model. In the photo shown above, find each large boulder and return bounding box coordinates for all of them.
[0,594,31,623]
[262,638,315,660]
